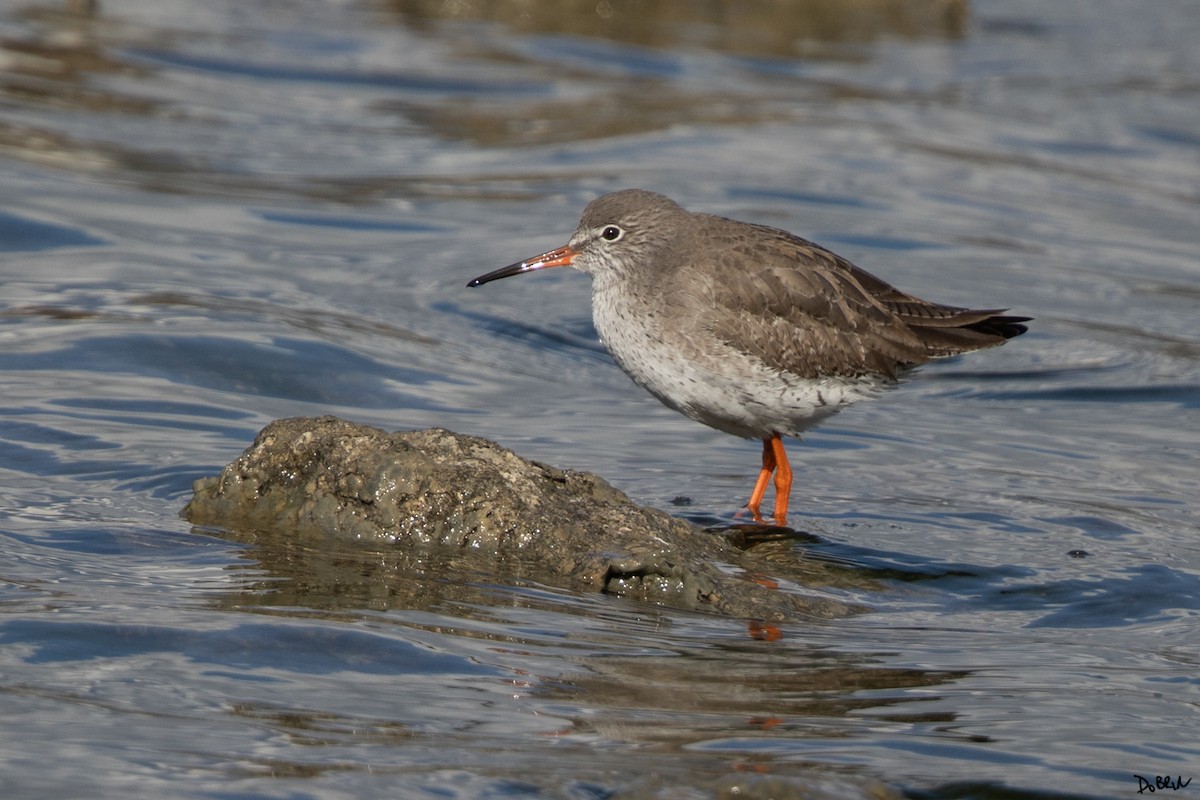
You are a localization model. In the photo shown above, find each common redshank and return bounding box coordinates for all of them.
[468,189,1029,523]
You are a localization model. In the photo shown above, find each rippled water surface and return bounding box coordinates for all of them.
[2,1,1198,798]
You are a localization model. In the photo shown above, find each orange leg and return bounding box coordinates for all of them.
[747,437,776,518]
[769,433,792,523]
[746,434,792,524]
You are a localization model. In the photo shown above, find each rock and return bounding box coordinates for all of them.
[183,416,863,621]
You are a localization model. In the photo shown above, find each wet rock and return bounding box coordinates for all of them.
[183,416,862,621]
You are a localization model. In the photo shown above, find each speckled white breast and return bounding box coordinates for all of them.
[590,277,886,440]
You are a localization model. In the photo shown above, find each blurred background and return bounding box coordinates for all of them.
[1,1,1198,798]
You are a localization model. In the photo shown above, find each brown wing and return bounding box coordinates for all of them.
[702,223,1028,380]
[843,259,1030,353]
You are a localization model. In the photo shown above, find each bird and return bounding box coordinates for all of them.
[467,189,1029,524]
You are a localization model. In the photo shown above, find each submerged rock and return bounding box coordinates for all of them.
[183,416,862,621]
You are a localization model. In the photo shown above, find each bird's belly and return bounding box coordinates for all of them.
[595,307,885,439]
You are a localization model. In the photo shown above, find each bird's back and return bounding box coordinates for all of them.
[686,215,1029,382]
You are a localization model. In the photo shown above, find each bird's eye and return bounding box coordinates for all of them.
[600,225,624,242]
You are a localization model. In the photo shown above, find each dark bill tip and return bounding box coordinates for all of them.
[466,245,577,288]
[466,262,527,287]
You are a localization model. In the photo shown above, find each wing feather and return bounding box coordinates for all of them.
[697,223,1027,379]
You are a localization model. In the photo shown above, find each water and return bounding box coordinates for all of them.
[1,1,1198,797]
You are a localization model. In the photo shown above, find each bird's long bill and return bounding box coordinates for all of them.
[466,245,577,287]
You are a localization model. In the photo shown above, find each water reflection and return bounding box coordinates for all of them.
[195,523,965,761]
[387,0,969,52]
[541,649,965,749]
[0,0,972,192]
